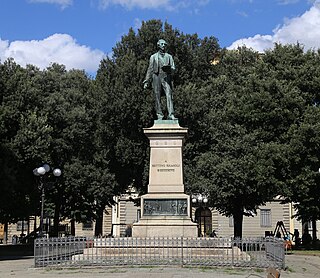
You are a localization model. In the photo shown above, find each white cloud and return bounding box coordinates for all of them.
[133,18,142,31]
[0,34,105,72]
[228,34,274,52]
[228,2,320,52]
[0,40,9,57]
[237,10,248,17]
[28,0,208,11]
[277,0,299,5]
[99,0,171,10]
[98,0,208,11]
[28,0,73,9]
[198,0,210,5]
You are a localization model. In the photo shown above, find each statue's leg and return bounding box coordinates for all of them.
[163,81,176,120]
[153,75,163,120]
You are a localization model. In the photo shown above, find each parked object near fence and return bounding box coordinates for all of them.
[34,237,285,269]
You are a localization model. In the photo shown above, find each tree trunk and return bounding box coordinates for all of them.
[94,207,104,237]
[27,217,30,235]
[302,219,312,245]
[52,200,60,237]
[233,209,244,238]
[302,220,309,235]
[34,214,37,232]
[4,222,8,244]
[21,219,25,236]
[70,219,75,236]
[312,218,317,243]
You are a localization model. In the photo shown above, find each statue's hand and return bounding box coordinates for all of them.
[143,80,149,89]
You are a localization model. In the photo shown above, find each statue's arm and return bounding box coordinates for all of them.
[143,55,153,88]
[170,55,175,73]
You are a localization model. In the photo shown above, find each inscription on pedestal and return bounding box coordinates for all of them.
[143,199,188,216]
[152,163,180,173]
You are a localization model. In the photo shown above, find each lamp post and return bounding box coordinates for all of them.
[191,193,208,206]
[33,164,62,237]
[191,193,209,237]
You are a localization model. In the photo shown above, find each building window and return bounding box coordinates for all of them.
[82,221,93,230]
[16,221,25,231]
[260,209,271,227]
[229,216,234,227]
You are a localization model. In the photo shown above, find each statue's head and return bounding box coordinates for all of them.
[157,39,167,51]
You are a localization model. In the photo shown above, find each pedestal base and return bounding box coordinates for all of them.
[132,217,197,238]
[132,193,197,238]
[132,121,197,238]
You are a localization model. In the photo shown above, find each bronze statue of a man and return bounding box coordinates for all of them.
[143,39,177,120]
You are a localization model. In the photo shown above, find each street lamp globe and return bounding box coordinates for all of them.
[43,164,50,173]
[33,168,40,176]
[53,168,62,177]
[37,167,46,175]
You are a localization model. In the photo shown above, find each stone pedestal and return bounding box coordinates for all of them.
[132,120,197,237]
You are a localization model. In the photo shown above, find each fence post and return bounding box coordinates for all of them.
[181,237,184,266]
[231,238,234,267]
[282,245,286,269]
[34,239,36,267]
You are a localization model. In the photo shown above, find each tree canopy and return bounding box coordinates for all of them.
[1,20,320,238]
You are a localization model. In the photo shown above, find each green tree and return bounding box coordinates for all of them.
[3,22,320,241]
[264,44,320,241]
[185,46,308,238]
[37,64,117,236]
[0,59,45,224]
[285,105,320,241]
[0,59,117,236]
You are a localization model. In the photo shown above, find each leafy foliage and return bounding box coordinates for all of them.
[1,22,320,239]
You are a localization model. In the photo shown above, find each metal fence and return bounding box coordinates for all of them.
[34,236,285,269]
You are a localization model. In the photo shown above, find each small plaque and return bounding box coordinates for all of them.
[143,199,188,216]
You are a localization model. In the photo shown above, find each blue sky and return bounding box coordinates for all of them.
[1,0,320,74]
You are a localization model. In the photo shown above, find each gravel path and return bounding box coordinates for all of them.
[0,254,319,278]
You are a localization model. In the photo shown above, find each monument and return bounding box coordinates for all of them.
[132,39,197,237]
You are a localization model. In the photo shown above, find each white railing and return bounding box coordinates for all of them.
[34,236,285,269]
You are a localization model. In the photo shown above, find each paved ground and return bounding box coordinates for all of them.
[0,254,319,278]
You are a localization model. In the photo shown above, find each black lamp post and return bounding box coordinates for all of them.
[191,193,208,205]
[33,164,62,237]
[192,193,209,237]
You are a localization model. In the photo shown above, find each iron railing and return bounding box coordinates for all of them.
[34,236,285,269]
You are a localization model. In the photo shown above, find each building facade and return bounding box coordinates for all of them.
[3,194,319,244]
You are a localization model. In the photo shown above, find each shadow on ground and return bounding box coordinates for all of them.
[0,244,33,260]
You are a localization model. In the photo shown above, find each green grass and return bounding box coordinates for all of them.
[193,265,259,273]
[290,250,320,257]
[107,268,127,273]
[284,266,295,273]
